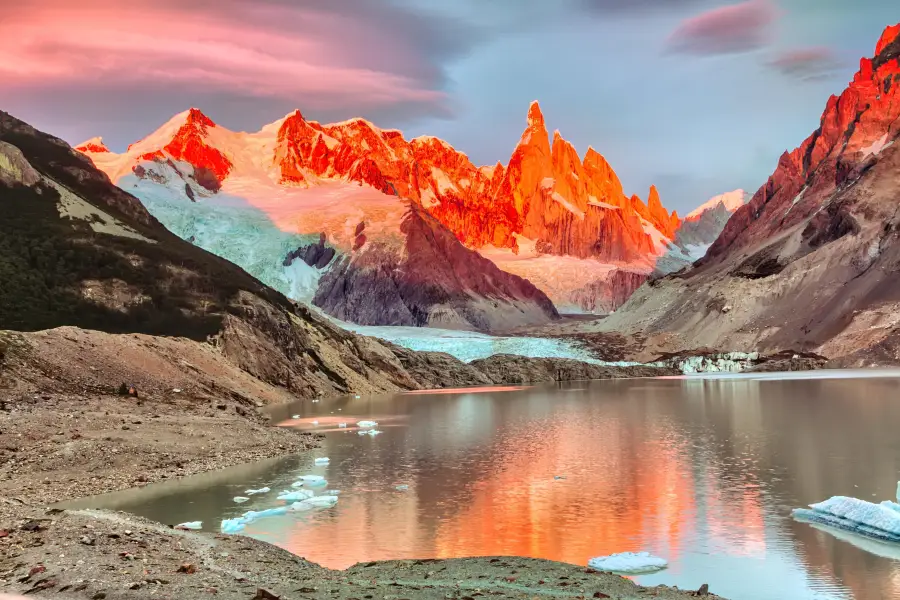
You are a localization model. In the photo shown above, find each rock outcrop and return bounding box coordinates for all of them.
[601,23,900,364]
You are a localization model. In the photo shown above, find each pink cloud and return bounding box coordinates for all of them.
[667,0,778,55]
[767,47,843,80]
[0,0,464,111]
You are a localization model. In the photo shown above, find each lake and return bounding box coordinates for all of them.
[66,371,900,600]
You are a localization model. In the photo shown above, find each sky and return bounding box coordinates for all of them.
[0,0,896,213]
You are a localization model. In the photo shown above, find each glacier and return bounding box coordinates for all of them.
[792,482,900,544]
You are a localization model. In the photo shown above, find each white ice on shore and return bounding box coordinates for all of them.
[245,487,270,495]
[587,551,668,574]
[175,521,202,530]
[232,496,250,503]
[314,457,330,464]
[357,420,378,428]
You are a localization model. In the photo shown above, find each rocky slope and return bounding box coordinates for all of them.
[77,103,682,316]
[601,23,900,364]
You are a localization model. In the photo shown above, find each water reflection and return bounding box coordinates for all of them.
[69,375,900,600]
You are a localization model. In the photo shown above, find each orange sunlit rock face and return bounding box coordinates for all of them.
[162,108,233,183]
[266,100,678,262]
[702,22,900,266]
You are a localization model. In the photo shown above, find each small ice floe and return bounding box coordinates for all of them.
[173,388,182,393]
[289,495,339,512]
[175,521,202,530]
[358,429,382,436]
[554,476,567,480]
[290,481,306,488]
[587,552,668,574]
[338,423,347,428]
[354,395,361,399]
[314,457,330,465]
[312,399,320,403]
[277,489,314,502]
[312,420,319,425]
[357,420,378,428]
[323,490,341,495]
[793,482,900,543]
[220,507,288,534]
[233,496,250,504]
[395,484,409,491]
[245,487,271,495]
[296,475,327,487]
[292,415,300,419]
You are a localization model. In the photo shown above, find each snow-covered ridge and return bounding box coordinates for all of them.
[685,189,748,219]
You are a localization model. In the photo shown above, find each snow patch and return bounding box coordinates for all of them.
[685,189,747,219]
[862,133,890,158]
[588,195,619,210]
[551,192,585,219]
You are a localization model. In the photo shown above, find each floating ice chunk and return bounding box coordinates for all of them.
[290,481,306,488]
[357,420,378,427]
[277,489,315,501]
[338,423,347,428]
[314,457,330,464]
[312,420,319,425]
[175,521,202,530]
[354,395,361,399]
[554,476,567,480]
[312,399,320,403]
[296,475,327,487]
[358,429,382,436]
[245,487,271,495]
[587,552,668,574]
[324,490,341,495]
[173,388,182,393]
[793,492,900,543]
[289,495,339,511]
[292,415,300,419]
[395,484,409,491]
[220,507,289,534]
[233,496,250,503]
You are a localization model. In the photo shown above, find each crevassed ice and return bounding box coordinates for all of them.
[793,483,900,543]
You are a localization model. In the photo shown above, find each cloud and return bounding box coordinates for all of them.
[0,0,487,145]
[667,0,778,55]
[578,0,708,15]
[767,47,844,81]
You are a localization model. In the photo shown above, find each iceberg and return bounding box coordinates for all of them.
[358,429,382,436]
[357,420,378,428]
[338,423,347,428]
[314,457,330,464]
[289,495,339,511]
[296,475,325,482]
[233,496,250,503]
[276,489,315,502]
[220,506,289,534]
[245,487,270,495]
[175,521,202,530]
[292,415,300,419]
[792,485,900,543]
[296,475,327,487]
[587,551,668,574]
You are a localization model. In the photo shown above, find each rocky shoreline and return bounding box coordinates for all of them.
[0,350,720,599]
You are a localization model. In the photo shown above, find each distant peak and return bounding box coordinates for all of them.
[75,136,109,153]
[185,108,215,128]
[552,129,563,140]
[527,101,545,128]
[876,23,900,56]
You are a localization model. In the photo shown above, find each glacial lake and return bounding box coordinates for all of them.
[67,371,900,600]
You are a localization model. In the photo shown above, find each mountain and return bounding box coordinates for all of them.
[674,190,749,259]
[76,108,558,332]
[0,109,672,405]
[77,103,682,317]
[601,23,900,364]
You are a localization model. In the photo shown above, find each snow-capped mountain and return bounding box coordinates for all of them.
[77,103,683,318]
[674,190,750,260]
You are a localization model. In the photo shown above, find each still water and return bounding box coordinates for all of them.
[69,373,900,599]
